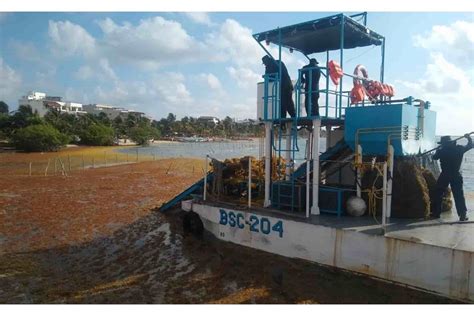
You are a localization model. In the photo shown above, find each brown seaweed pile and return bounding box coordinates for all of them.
[361,158,452,219]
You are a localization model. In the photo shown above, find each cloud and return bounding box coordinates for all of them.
[0,58,22,103]
[183,12,213,26]
[74,65,94,80]
[227,66,261,89]
[8,40,40,62]
[206,19,263,66]
[48,20,96,57]
[74,58,117,82]
[197,73,223,91]
[413,20,474,67]
[96,16,208,69]
[396,53,473,135]
[395,19,474,135]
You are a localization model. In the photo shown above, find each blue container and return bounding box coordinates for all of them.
[344,103,436,156]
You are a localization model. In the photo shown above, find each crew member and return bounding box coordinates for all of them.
[262,55,295,119]
[301,58,321,117]
[432,134,472,221]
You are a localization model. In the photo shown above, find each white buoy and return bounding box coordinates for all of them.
[346,196,367,217]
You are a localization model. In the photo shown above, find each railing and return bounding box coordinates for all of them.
[260,67,355,122]
[259,65,403,122]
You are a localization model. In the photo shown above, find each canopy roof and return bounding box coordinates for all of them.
[253,14,384,55]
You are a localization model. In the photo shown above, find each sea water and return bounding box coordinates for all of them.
[117,137,474,199]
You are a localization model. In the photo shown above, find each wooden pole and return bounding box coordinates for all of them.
[45,159,50,176]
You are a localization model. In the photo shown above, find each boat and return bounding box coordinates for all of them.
[160,13,473,302]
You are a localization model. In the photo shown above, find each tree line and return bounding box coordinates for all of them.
[0,101,262,152]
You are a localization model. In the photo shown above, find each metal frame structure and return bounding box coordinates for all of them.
[253,12,386,216]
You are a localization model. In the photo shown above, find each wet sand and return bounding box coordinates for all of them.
[0,148,461,303]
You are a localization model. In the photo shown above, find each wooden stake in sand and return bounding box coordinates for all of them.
[58,157,68,176]
[45,159,50,176]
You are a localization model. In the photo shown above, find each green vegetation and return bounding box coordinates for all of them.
[0,100,261,152]
[11,124,69,152]
[0,101,9,114]
[78,123,115,146]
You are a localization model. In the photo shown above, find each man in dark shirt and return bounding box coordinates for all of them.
[432,134,473,221]
[262,55,296,119]
[301,58,321,117]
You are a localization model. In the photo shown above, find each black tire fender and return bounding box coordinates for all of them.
[183,210,204,238]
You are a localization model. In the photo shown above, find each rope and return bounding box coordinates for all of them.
[345,45,377,64]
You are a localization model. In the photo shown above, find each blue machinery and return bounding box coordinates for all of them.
[160,13,437,217]
[254,12,436,216]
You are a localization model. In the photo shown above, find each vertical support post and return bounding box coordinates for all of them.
[325,50,329,117]
[285,122,292,180]
[382,162,388,233]
[277,28,282,120]
[306,133,311,218]
[248,156,252,208]
[339,14,345,118]
[380,38,386,83]
[387,145,394,218]
[264,122,272,207]
[356,144,362,198]
[311,119,321,215]
[203,155,208,201]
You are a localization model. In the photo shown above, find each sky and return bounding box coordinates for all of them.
[0,11,473,135]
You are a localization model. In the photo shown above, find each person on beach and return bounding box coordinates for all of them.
[431,134,473,221]
[262,55,296,119]
[301,58,321,117]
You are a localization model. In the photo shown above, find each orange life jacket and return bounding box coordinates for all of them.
[328,60,343,85]
[350,84,365,104]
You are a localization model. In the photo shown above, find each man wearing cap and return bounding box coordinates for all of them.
[301,58,321,117]
[261,55,296,119]
[432,134,473,221]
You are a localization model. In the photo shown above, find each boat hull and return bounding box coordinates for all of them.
[182,200,473,302]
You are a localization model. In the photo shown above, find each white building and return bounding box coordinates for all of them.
[198,116,220,125]
[18,91,86,117]
[82,104,145,120]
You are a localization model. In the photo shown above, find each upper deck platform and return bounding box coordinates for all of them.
[253,13,384,55]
